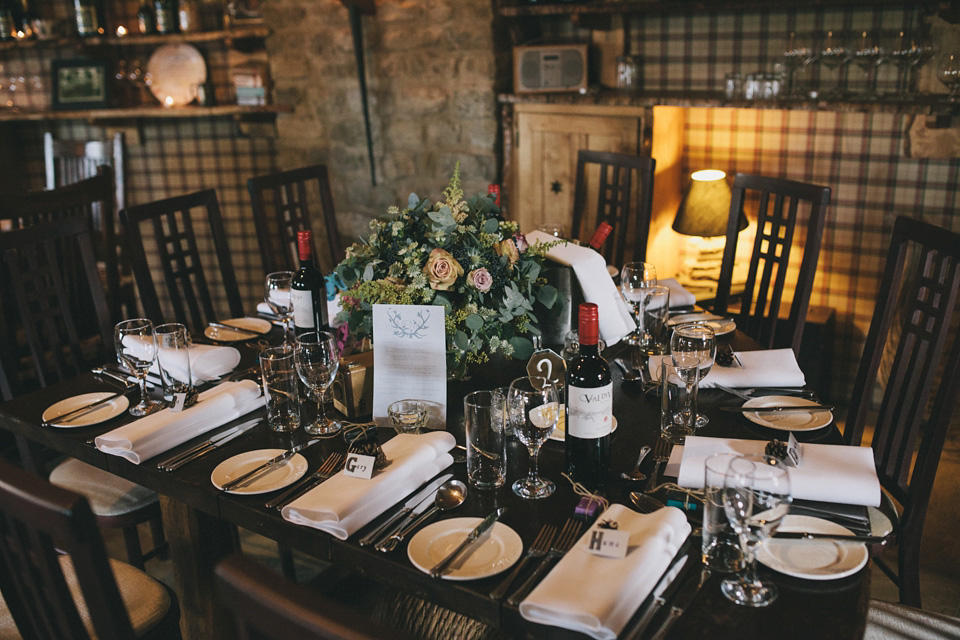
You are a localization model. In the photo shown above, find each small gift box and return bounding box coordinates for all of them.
[332,350,373,419]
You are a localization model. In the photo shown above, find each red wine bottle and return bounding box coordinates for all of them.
[565,302,613,489]
[291,230,329,336]
[587,221,613,251]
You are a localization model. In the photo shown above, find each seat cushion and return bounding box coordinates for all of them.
[0,555,171,639]
[865,599,960,639]
[49,458,157,516]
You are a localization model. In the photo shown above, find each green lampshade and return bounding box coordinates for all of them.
[672,170,746,237]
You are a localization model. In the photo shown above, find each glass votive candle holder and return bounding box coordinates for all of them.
[388,399,428,434]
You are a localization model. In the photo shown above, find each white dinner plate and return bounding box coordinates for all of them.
[42,392,130,428]
[211,449,308,495]
[759,515,869,580]
[204,317,272,342]
[408,517,522,581]
[549,405,618,442]
[147,43,207,107]
[742,395,833,431]
[668,313,736,336]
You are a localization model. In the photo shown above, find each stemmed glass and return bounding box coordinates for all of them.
[620,262,657,348]
[265,271,295,344]
[851,31,885,98]
[782,32,815,98]
[508,376,559,500]
[818,30,850,98]
[670,323,716,428]
[114,318,164,417]
[721,454,792,607]
[939,53,960,102]
[294,330,341,435]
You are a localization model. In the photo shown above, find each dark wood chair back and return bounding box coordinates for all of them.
[122,189,244,335]
[0,458,174,640]
[44,131,127,211]
[844,216,960,608]
[215,554,409,640]
[247,165,345,274]
[713,173,830,355]
[0,217,112,399]
[571,150,656,266]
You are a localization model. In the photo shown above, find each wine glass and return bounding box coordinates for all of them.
[114,318,164,417]
[851,31,885,98]
[294,330,341,435]
[670,323,716,428]
[620,262,657,348]
[939,53,960,102]
[265,271,295,343]
[818,30,850,98]
[721,454,792,607]
[508,376,559,499]
[782,32,815,98]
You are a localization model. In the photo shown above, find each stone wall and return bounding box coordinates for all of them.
[261,0,499,248]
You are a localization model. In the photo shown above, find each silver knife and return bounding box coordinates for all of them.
[43,388,133,426]
[725,404,834,413]
[375,487,449,553]
[157,418,261,471]
[221,439,321,491]
[772,531,887,544]
[92,367,137,388]
[359,473,454,546]
[621,554,690,639]
[207,322,260,338]
[649,567,710,640]
[429,507,506,578]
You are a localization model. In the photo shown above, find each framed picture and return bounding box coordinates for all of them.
[51,59,108,110]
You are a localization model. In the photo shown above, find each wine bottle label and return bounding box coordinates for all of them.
[566,382,613,439]
[291,289,315,329]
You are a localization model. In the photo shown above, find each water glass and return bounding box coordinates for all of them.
[641,285,670,354]
[259,344,301,432]
[464,390,507,489]
[660,359,698,444]
[114,318,163,417]
[155,323,193,404]
[702,453,744,573]
[562,330,606,363]
[387,399,428,434]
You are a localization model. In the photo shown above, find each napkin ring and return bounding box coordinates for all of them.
[765,439,789,462]
[169,384,198,409]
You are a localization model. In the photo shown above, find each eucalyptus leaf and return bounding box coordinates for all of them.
[537,284,558,309]
[465,314,484,331]
[454,330,469,351]
[509,337,534,360]
[483,218,500,234]
[362,263,375,282]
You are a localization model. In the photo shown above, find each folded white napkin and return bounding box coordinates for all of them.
[282,432,456,540]
[95,380,264,464]
[256,296,344,328]
[650,348,805,389]
[520,504,691,640]
[659,278,697,308]
[527,230,635,346]
[124,335,240,383]
[675,436,881,507]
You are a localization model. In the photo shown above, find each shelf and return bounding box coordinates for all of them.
[0,104,290,122]
[498,0,923,18]
[0,25,269,51]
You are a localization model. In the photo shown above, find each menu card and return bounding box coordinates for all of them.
[372,304,446,428]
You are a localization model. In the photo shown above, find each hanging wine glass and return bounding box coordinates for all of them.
[938,53,960,102]
[851,31,885,99]
[782,32,815,98]
[818,30,850,99]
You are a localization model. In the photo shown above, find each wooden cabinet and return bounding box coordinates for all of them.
[507,103,647,237]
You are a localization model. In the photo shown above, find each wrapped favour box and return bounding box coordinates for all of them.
[332,350,373,419]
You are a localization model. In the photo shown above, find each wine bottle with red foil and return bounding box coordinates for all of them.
[565,302,613,489]
[291,230,329,336]
[588,221,613,252]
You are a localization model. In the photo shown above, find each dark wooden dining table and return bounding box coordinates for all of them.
[0,330,869,640]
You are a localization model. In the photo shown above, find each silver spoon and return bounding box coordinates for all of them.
[376,479,467,552]
[614,358,643,382]
[620,445,651,482]
[629,491,665,514]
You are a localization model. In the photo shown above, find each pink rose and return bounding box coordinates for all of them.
[513,232,529,252]
[423,248,463,290]
[468,268,493,292]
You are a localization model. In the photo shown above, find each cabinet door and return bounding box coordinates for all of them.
[512,108,641,237]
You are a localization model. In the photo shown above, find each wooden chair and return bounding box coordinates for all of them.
[713,173,831,356]
[844,216,960,608]
[0,216,166,572]
[247,165,345,274]
[0,457,181,640]
[215,554,408,640]
[571,150,656,266]
[122,188,245,335]
[44,130,127,212]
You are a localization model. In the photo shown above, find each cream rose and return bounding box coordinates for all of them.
[468,268,493,292]
[423,248,463,290]
[494,239,519,268]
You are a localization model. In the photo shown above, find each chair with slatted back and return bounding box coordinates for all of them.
[44,131,127,212]
[0,457,181,640]
[215,554,409,640]
[712,173,831,356]
[247,165,346,274]
[843,216,960,608]
[122,188,245,336]
[570,150,656,266]
[0,216,166,572]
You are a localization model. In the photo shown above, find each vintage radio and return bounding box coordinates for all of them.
[513,43,588,94]
[331,350,373,420]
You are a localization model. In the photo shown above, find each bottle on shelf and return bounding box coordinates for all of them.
[291,230,330,336]
[0,2,15,40]
[587,221,613,252]
[564,302,613,490]
[178,0,198,32]
[13,0,33,38]
[154,0,177,34]
[74,0,104,37]
[137,0,156,34]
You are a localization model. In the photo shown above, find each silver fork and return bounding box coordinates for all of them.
[265,452,344,509]
[644,438,671,493]
[489,524,557,600]
[715,384,752,401]
[507,519,583,606]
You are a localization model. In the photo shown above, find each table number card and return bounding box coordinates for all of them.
[372,304,447,429]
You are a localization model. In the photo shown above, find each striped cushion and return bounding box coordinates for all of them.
[49,458,157,516]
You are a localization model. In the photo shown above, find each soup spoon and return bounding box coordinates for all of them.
[376,479,467,552]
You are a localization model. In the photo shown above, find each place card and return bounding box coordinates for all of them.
[343,453,376,479]
[585,526,629,559]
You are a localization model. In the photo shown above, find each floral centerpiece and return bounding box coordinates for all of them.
[334,164,559,379]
